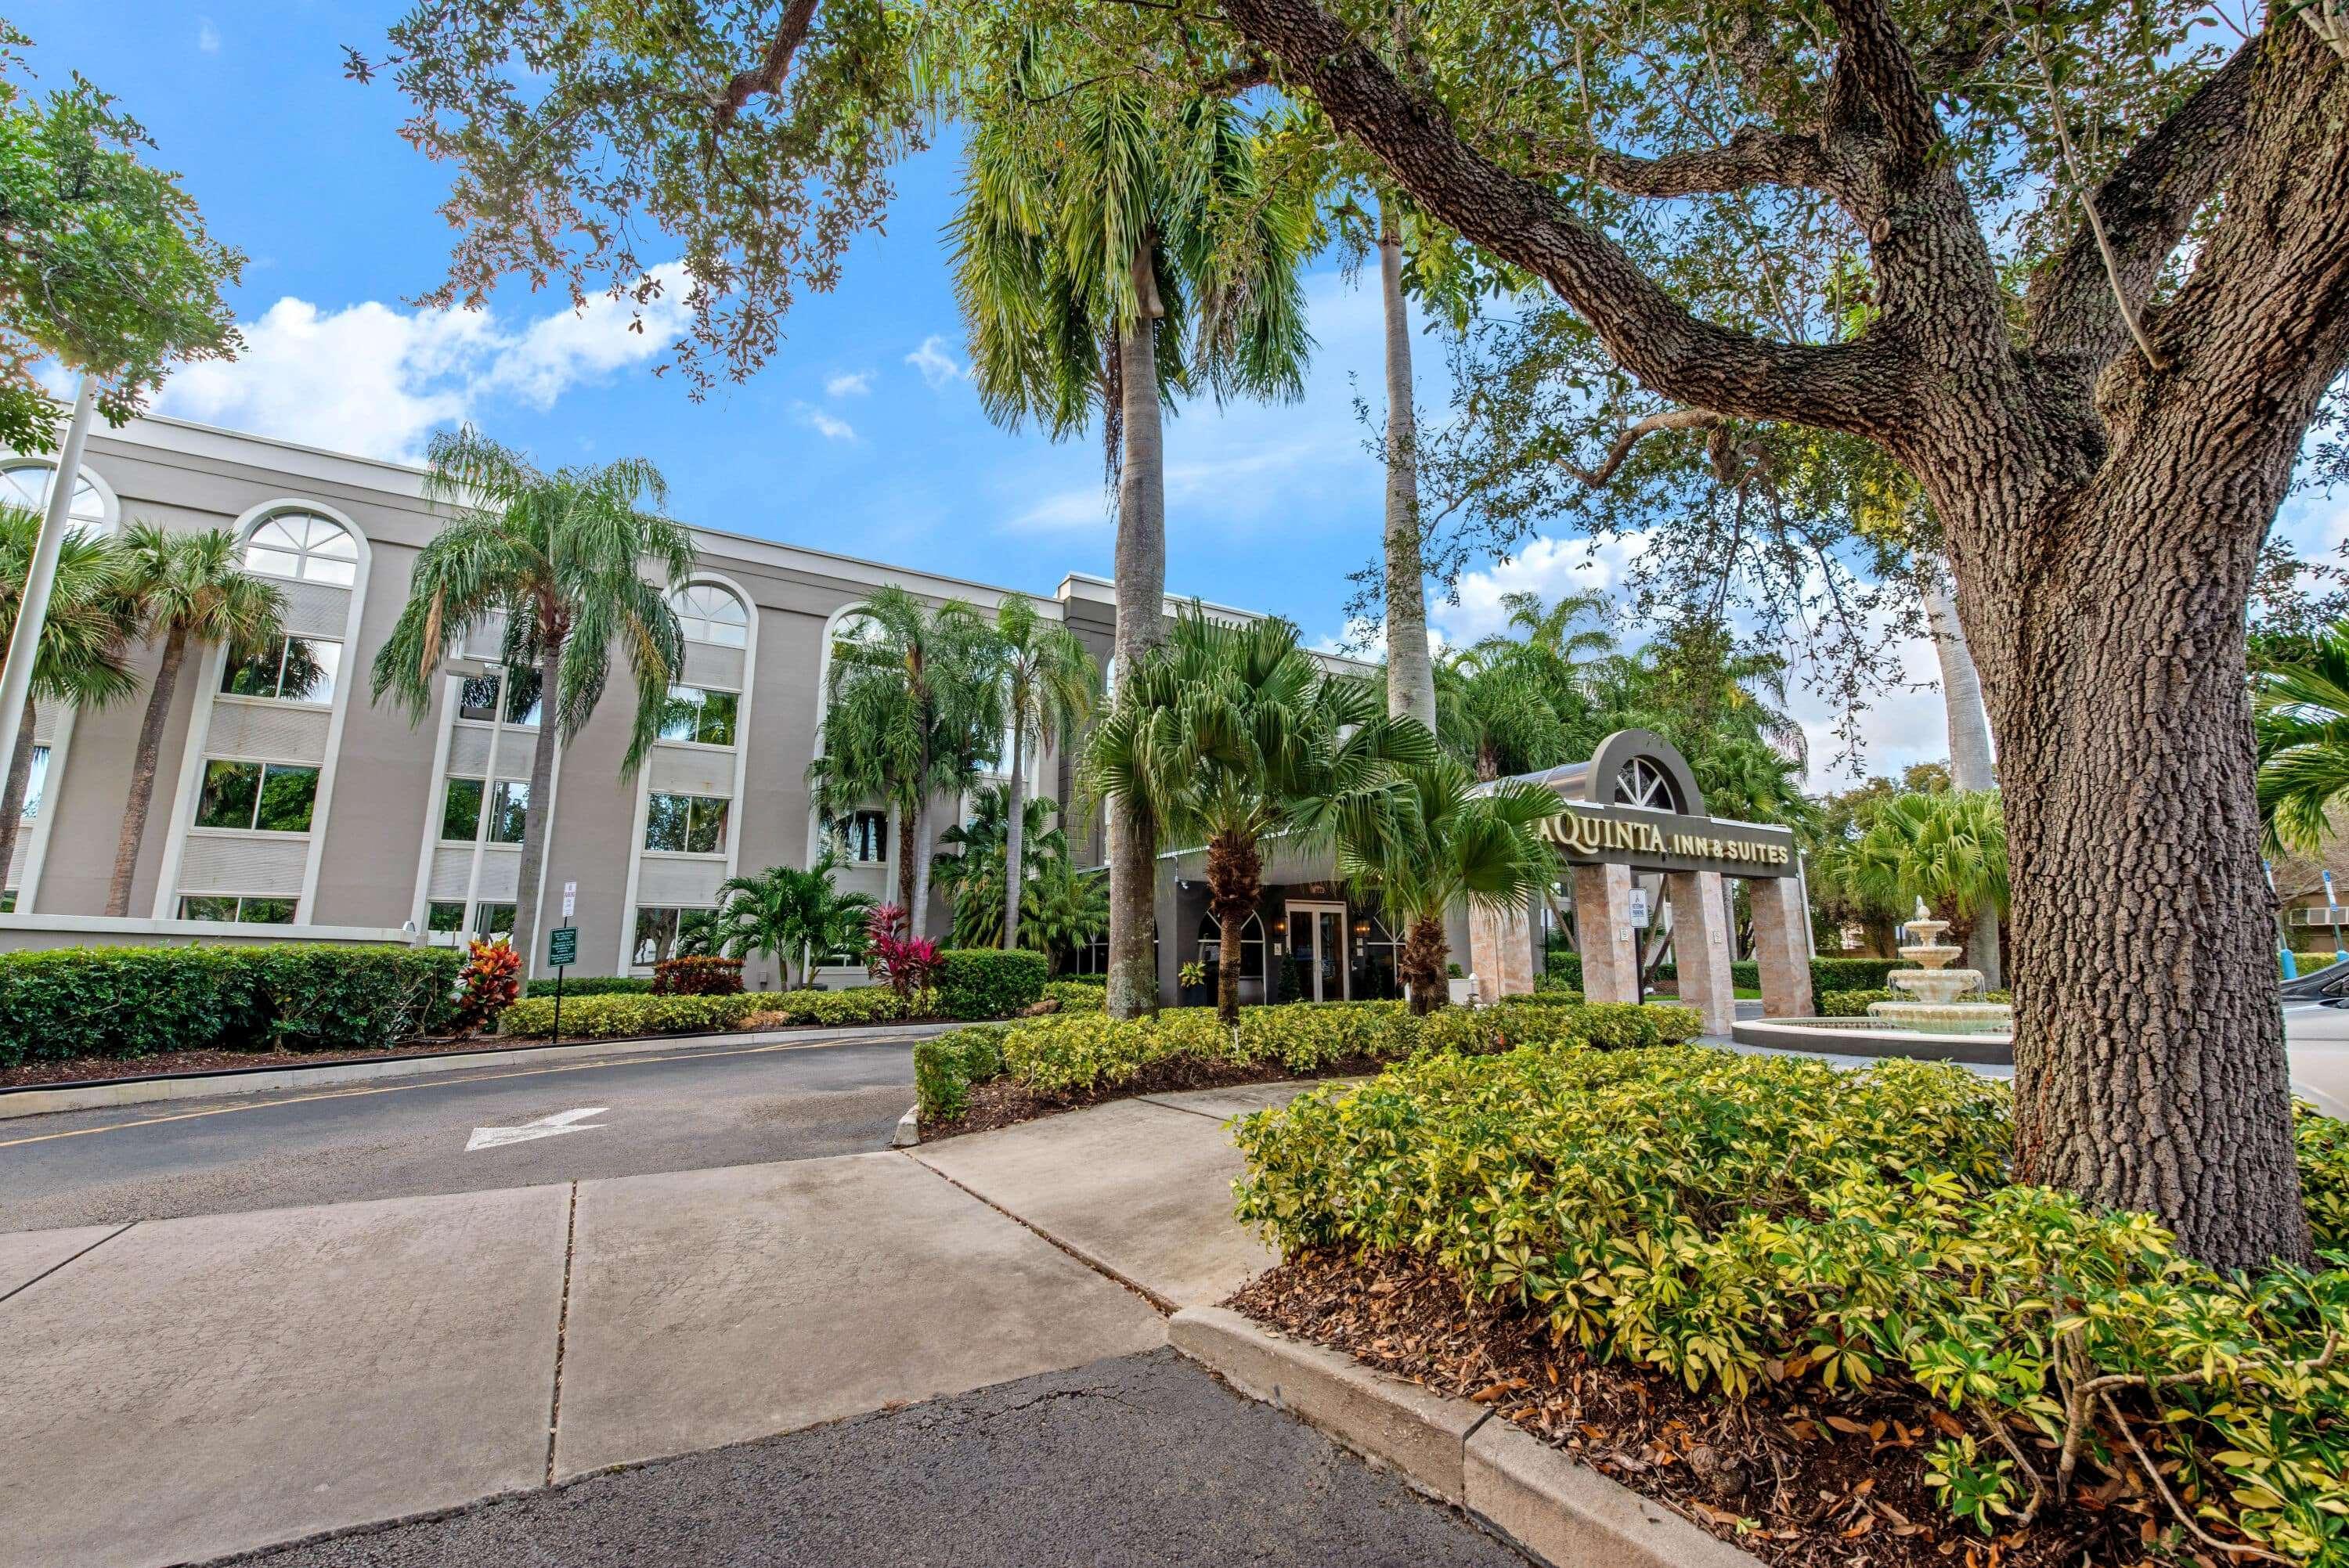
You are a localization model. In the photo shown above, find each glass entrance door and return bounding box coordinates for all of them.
[1284,902,1350,1002]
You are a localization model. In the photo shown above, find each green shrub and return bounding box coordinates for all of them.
[524,975,653,998]
[2303,1105,2349,1253]
[1810,956,1904,992]
[1544,950,1582,988]
[0,943,460,1065]
[1547,951,1899,997]
[651,955,745,995]
[1232,1047,2349,1563]
[1041,979,1107,1012]
[1819,988,1899,1017]
[915,1024,1012,1119]
[934,948,1049,1020]
[496,983,922,1039]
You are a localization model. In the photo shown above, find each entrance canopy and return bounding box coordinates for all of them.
[1483,729,1797,878]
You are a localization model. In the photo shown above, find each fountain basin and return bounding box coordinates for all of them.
[1728,1015,2013,1065]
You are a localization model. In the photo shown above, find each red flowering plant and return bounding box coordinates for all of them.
[864,904,940,1000]
[454,938,521,1033]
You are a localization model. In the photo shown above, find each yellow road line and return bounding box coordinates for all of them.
[0,1033,895,1151]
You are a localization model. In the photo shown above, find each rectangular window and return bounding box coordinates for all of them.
[195,760,319,833]
[0,889,14,914]
[841,808,888,863]
[427,900,466,946]
[632,906,682,966]
[221,636,342,704]
[457,675,501,723]
[178,895,298,924]
[477,903,517,939]
[658,686,740,747]
[644,793,729,854]
[20,744,45,820]
[440,778,485,842]
[487,780,529,845]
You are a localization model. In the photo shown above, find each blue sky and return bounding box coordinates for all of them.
[31,2,2347,789]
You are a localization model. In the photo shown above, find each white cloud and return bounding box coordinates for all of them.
[156,265,692,463]
[794,402,857,442]
[906,334,969,390]
[197,17,220,52]
[1790,632,1954,791]
[824,370,873,398]
[1003,486,1110,535]
[1431,534,1647,646]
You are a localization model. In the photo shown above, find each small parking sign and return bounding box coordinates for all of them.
[547,925,578,968]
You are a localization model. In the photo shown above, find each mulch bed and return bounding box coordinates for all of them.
[921,1054,1384,1141]
[1232,1249,2169,1568]
[0,1036,532,1090]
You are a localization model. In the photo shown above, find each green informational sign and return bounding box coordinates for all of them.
[547,925,578,968]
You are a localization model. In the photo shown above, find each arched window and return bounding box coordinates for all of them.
[242,511,359,586]
[0,462,110,532]
[1196,910,1266,989]
[672,583,748,647]
[1612,756,1682,812]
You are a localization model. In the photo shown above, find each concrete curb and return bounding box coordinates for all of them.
[0,1021,958,1123]
[1168,1306,1763,1568]
[892,1104,922,1147]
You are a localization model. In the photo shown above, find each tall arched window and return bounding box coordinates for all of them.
[1196,910,1266,993]
[242,511,359,586]
[672,583,748,646]
[0,462,110,532]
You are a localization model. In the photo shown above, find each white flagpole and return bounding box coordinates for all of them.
[0,376,99,810]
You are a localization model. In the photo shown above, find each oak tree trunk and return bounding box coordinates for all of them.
[1003,723,1026,951]
[0,695,36,895]
[1379,195,1437,729]
[511,640,563,976]
[1107,248,1169,1021]
[108,622,189,917]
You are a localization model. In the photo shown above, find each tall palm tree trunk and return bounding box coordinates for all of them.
[911,796,935,939]
[108,622,189,917]
[1108,247,1169,1021]
[1923,572,2001,986]
[1003,724,1027,950]
[0,696,38,892]
[1206,834,1260,1026]
[1401,914,1447,1016]
[894,798,919,917]
[1379,194,1436,729]
[511,640,563,975]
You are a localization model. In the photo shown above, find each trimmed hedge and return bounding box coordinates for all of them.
[935,948,1049,1021]
[915,1025,1011,1119]
[651,955,744,995]
[1233,1050,2349,1559]
[1551,949,1907,995]
[524,975,654,998]
[497,984,920,1039]
[0,944,462,1065]
[1042,979,1107,1012]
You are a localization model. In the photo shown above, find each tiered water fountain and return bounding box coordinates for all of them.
[1867,899,2012,1033]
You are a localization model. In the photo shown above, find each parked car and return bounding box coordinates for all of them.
[2281,1000,2349,1118]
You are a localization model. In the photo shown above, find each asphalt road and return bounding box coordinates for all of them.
[215,1350,1530,1568]
[0,1033,919,1231]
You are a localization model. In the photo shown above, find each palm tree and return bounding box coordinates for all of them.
[934,784,1067,949]
[371,427,692,971]
[0,506,139,886]
[1081,610,1434,1023]
[104,524,284,915]
[1020,858,1110,974]
[2257,623,2349,856]
[987,596,1097,951]
[807,586,1001,939]
[1340,756,1557,1015]
[1434,646,1568,782]
[1375,190,1436,729]
[1856,789,2010,988]
[713,856,878,989]
[952,58,1314,1019]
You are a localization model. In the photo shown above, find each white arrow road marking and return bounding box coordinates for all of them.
[465,1107,609,1152]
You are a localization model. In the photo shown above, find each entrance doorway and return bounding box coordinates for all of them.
[1284,901,1349,1001]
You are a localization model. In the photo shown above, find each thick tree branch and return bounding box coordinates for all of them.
[1215,0,1911,437]
[1552,409,1721,485]
[714,0,824,127]
[2025,38,2261,378]
[1819,0,1942,170]
[1586,128,1831,198]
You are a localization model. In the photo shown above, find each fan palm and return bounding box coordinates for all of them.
[1081,610,1435,1024]
[985,597,1096,950]
[712,856,878,989]
[1339,757,1558,1015]
[1855,789,2010,987]
[0,505,139,886]
[104,523,285,914]
[952,54,1314,1018]
[371,427,692,970]
[1434,644,1569,782]
[806,586,1001,938]
[2257,623,2349,856]
[1019,857,1110,974]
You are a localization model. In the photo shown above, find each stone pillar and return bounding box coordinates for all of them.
[1469,898,1535,1004]
[1750,874,1816,1018]
[1664,869,1734,1036]
[1571,862,1639,1005]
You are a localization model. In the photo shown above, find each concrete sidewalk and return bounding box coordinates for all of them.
[0,1083,1315,1568]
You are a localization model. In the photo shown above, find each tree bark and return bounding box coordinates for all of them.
[511,640,563,977]
[1004,723,1026,950]
[108,622,189,917]
[894,800,918,918]
[1922,572,1994,792]
[1108,246,1169,1021]
[1400,914,1447,1015]
[911,797,934,941]
[1206,832,1261,1026]
[1378,193,1437,729]
[0,696,37,895]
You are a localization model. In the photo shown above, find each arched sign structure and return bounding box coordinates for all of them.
[1467,730,1813,1033]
